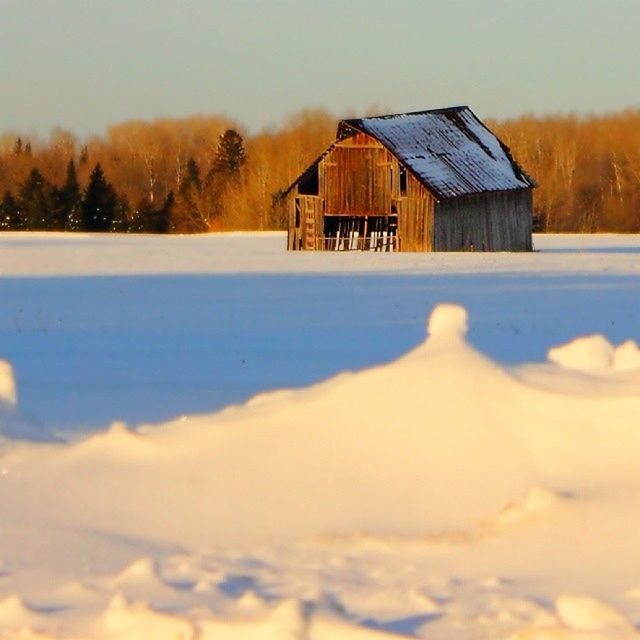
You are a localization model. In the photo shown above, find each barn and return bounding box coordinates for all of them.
[284,106,536,252]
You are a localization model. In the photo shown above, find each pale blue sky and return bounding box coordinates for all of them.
[1,0,638,138]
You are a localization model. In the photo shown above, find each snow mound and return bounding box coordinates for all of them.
[110,557,162,586]
[0,361,17,407]
[55,581,101,603]
[74,421,163,458]
[105,557,183,605]
[555,595,635,633]
[548,335,640,372]
[0,303,539,546]
[233,590,267,612]
[0,363,54,442]
[427,303,468,340]
[334,585,441,622]
[484,487,569,532]
[103,593,195,640]
[197,599,305,640]
[613,340,640,372]
[0,595,50,633]
[511,595,637,639]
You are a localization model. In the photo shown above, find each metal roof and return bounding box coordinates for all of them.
[338,106,535,200]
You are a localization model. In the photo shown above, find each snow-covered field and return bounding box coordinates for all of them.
[0,231,639,639]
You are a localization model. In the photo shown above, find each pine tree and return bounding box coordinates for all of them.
[180,158,201,194]
[48,187,67,231]
[126,193,171,234]
[59,160,82,230]
[212,129,246,176]
[131,197,154,233]
[111,194,132,232]
[0,191,21,230]
[154,191,173,233]
[171,159,208,232]
[18,168,55,229]
[82,163,117,232]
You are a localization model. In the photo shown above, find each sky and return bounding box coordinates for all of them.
[0,0,638,139]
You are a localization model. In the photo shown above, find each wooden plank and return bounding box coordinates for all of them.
[433,190,533,252]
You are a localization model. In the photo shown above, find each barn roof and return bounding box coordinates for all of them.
[338,106,535,200]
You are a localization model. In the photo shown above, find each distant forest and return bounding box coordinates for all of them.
[0,108,638,233]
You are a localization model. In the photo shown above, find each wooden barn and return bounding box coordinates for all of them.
[284,106,536,252]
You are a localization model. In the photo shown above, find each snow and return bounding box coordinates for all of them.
[1,231,639,435]
[0,360,16,406]
[427,302,468,339]
[0,231,639,639]
[549,335,640,372]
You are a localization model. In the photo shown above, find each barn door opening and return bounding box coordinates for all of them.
[323,215,398,251]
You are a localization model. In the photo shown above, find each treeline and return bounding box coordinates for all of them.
[0,108,638,233]
[0,111,335,233]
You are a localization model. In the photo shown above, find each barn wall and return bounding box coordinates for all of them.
[287,133,437,251]
[433,190,533,252]
[397,174,435,251]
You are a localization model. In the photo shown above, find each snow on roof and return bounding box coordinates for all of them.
[339,106,535,200]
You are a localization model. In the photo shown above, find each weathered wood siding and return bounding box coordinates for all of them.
[321,133,393,216]
[433,190,533,251]
[288,195,322,250]
[397,173,435,251]
[287,132,436,251]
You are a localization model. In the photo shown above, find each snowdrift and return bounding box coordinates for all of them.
[1,303,640,639]
[1,304,640,548]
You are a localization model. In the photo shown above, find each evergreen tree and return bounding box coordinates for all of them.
[198,130,247,229]
[157,191,173,233]
[18,168,55,229]
[132,199,147,233]
[212,129,246,176]
[127,193,171,234]
[48,187,67,231]
[111,194,132,232]
[171,159,207,232]
[143,191,173,233]
[58,160,82,230]
[0,191,21,230]
[82,163,117,232]
[181,158,201,194]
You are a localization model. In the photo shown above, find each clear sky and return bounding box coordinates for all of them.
[1,0,638,138]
